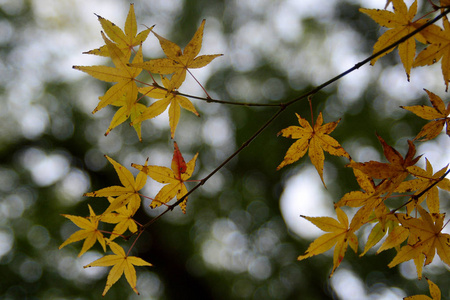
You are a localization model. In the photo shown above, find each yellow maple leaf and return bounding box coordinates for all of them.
[84,240,152,296]
[59,205,106,257]
[277,112,350,186]
[133,75,200,138]
[106,97,147,141]
[360,0,427,80]
[376,220,409,254]
[84,155,148,215]
[401,89,450,140]
[404,278,441,300]
[101,197,139,240]
[132,142,198,213]
[388,206,450,270]
[74,33,143,115]
[84,4,152,59]
[298,207,358,276]
[132,19,223,88]
[396,158,450,214]
[413,17,450,91]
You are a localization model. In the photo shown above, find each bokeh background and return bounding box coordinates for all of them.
[0,0,449,299]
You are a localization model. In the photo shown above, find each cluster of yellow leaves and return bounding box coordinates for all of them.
[60,144,198,295]
[74,4,221,140]
[362,0,450,90]
[295,88,450,297]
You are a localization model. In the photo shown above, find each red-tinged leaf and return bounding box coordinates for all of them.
[132,143,198,213]
[172,141,187,178]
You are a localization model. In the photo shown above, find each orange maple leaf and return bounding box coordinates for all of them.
[84,240,152,296]
[348,135,421,193]
[132,19,222,88]
[401,89,450,140]
[298,207,358,276]
[388,206,450,270]
[360,0,428,80]
[132,142,198,213]
[59,205,106,257]
[277,112,350,186]
[84,155,148,215]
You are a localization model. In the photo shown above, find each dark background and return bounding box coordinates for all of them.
[0,0,449,299]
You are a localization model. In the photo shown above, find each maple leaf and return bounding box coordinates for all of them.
[413,17,450,91]
[74,32,143,115]
[360,0,428,80]
[84,240,152,296]
[401,89,450,141]
[359,206,402,256]
[59,205,106,257]
[404,278,441,300]
[132,19,223,88]
[131,142,198,213]
[106,98,147,141]
[348,134,421,194]
[375,219,409,254]
[277,112,350,186]
[84,155,148,215]
[388,206,450,270]
[298,207,358,276]
[395,158,450,214]
[84,4,152,60]
[133,76,200,138]
[101,197,139,240]
[336,162,380,208]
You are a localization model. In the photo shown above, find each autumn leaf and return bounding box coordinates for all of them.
[360,0,428,80]
[401,89,450,140]
[388,206,450,270]
[404,278,441,300]
[277,112,350,186]
[359,207,401,256]
[132,142,198,213]
[106,99,147,141]
[84,155,148,215]
[101,197,139,240]
[84,240,152,296]
[84,4,152,60]
[413,17,450,91]
[133,75,200,138]
[395,158,450,214]
[348,135,421,194]
[59,205,106,257]
[131,19,223,88]
[298,207,358,276]
[74,33,143,115]
[375,220,409,254]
